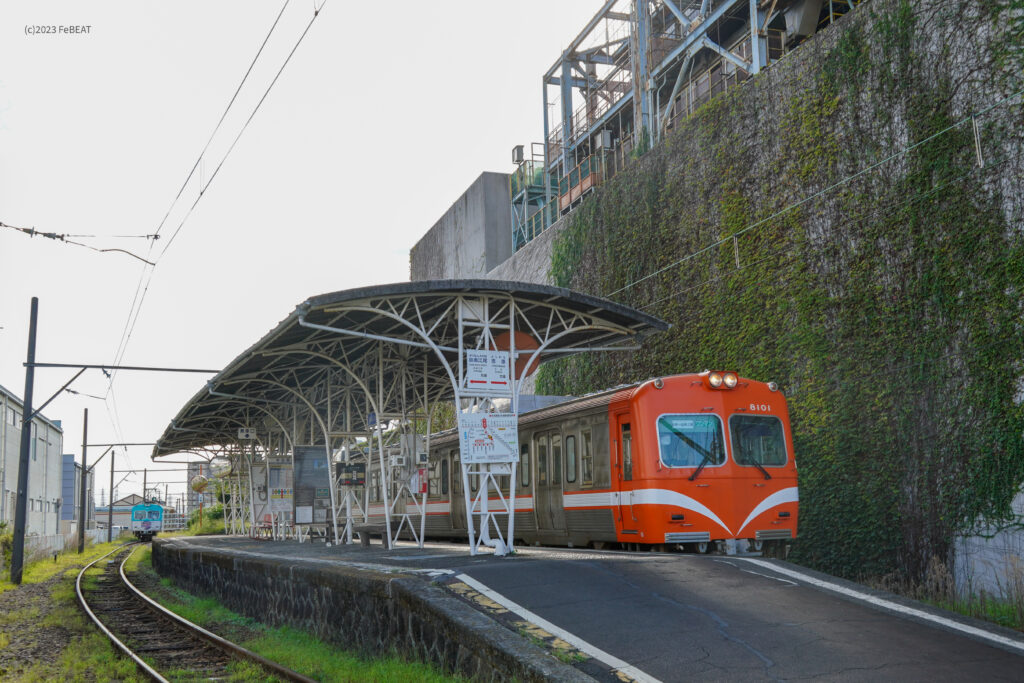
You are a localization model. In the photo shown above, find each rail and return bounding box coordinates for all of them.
[76,543,316,683]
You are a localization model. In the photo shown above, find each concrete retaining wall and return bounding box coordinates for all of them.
[410,172,513,281]
[152,538,590,681]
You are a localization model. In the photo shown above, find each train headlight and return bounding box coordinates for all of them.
[708,371,724,388]
[723,372,738,389]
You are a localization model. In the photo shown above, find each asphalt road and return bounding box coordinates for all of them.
[455,547,1024,682]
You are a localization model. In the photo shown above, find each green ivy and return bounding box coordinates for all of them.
[539,0,1024,584]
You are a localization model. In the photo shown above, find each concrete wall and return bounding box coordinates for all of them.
[152,538,590,682]
[410,172,513,281]
[485,214,565,285]
[955,491,1024,598]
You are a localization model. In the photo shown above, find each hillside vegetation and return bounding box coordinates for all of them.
[540,0,1024,583]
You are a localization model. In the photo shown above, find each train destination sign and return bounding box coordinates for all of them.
[463,350,512,397]
[458,412,518,463]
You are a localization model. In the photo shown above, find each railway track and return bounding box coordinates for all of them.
[76,543,315,683]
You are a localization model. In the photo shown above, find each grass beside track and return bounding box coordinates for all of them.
[129,547,461,682]
[0,540,145,682]
[1,541,460,681]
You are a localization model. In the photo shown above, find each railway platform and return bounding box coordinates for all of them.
[153,535,1024,682]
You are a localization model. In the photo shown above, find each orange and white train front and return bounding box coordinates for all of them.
[608,372,798,552]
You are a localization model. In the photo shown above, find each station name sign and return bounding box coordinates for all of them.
[462,350,511,398]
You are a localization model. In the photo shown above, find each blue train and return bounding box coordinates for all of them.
[130,502,164,541]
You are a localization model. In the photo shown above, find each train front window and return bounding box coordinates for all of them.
[729,415,787,467]
[657,414,725,468]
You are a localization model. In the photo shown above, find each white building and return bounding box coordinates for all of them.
[0,383,64,536]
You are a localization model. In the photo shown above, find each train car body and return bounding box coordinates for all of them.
[360,372,798,553]
[130,502,164,541]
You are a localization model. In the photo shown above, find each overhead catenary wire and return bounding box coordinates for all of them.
[100,2,326,446]
[157,3,326,259]
[106,0,299,384]
[0,222,156,265]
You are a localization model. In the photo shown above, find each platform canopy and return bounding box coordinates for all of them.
[153,279,666,551]
[153,280,666,459]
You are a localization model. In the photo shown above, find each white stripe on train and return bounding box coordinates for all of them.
[363,488,798,537]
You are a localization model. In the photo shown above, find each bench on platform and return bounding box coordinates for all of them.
[351,522,406,548]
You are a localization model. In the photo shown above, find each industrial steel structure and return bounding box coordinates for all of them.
[512,0,865,249]
[153,281,664,555]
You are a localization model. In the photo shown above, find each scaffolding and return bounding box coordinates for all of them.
[514,0,867,249]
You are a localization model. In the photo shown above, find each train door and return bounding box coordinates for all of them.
[616,416,638,530]
[449,449,467,532]
[535,430,566,532]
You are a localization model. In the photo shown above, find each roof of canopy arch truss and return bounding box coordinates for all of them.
[151,279,668,459]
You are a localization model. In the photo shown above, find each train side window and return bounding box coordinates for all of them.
[565,435,577,483]
[451,450,461,494]
[622,424,633,481]
[520,443,530,487]
[537,435,549,486]
[581,429,593,486]
[428,458,439,496]
[551,433,562,486]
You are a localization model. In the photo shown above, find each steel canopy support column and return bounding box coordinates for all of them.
[378,342,393,549]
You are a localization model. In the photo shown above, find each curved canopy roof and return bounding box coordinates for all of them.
[152,280,667,459]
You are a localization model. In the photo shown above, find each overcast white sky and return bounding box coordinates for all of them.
[0,0,599,504]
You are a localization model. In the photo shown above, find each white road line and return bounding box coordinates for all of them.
[737,558,1024,655]
[741,568,797,585]
[455,573,663,683]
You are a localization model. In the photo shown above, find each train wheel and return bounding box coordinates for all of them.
[695,541,709,554]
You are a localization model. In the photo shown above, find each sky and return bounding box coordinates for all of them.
[0,0,600,506]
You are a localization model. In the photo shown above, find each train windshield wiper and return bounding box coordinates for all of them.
[736,444,772,480]
[661,422,718,481]
[750,460,772,480]
[689,451,712,481]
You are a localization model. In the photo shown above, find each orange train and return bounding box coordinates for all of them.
[410,371,799,553]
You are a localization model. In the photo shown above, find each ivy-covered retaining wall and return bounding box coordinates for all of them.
[538,0,1024,584]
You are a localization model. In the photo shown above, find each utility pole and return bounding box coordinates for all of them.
[77,408,88,553]
[143,468,147,503]
[107,450,115,542]
[10,297,38,585]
